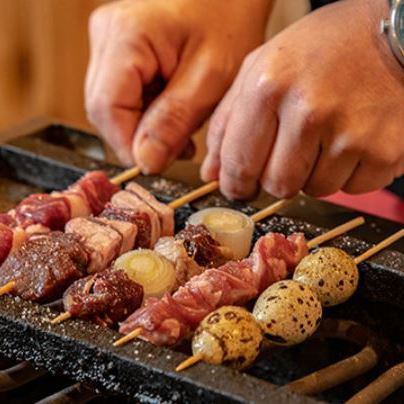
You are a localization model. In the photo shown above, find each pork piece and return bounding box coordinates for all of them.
[154,237,203,289]
[53,188,91,218]
[175,224,232,268]
[0,232,88,302]
[119,232,308,346]
[0,224,13,265]
[101,204,152,249]
[14,194,71,230]
[0,213,16,227]
[63,269,143,326]
[70,171,119,215]
[96,217,137,254]
[111,190,161,246]
[66,218,123,273]
[125,182,174,237]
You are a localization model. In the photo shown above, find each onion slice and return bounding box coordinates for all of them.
[187,208,254,259]
[114,249,176,299]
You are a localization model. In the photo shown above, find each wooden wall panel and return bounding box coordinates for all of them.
[0,0,107,133]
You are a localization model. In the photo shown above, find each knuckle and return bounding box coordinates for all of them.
[221,156,257,182]
[254,72,284,107]
[89,5,112,34]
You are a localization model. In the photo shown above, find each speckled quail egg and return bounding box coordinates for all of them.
[253,280,322,346]
[293,247,359,307]
[192,306,263,369]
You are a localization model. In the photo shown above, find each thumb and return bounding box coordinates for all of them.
[133,48,232,174]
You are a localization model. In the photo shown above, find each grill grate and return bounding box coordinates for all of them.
[0,121,402,403]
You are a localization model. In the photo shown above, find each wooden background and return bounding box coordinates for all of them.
[0,0,308,154]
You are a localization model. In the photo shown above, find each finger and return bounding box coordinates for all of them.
[87,35,158,166]
[218,85,278,200]
[133,46,234,174]
[342,161,396,194]
[201,48,262,182]
[303,135,360,197]
[260,105,323,199]
[85,5,114,100]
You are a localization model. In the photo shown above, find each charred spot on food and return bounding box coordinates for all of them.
[224,311,237,321]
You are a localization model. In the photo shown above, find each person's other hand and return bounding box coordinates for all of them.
[86,0,271,171]
[202,0,404,199]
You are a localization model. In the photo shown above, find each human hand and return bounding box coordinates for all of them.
[85,0,271,171]
[202,0,404,199]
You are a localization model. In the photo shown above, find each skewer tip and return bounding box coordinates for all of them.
[0,280,16,296]
[175,353,204,372]
[50,312,72,325]
[113,328,142,347]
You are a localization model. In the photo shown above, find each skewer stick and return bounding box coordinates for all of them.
[0,281,15,296]
[110,167,141,185]
[307,217,365,249]
[111,199,296,348]
[168,181,219,209]
[250,199,292,223]
[50,311,72,324]
[175,353,204,372]
[113,328,142,347]
[175,218,369,372]
[46,181,223,326]
[354,229,404,264]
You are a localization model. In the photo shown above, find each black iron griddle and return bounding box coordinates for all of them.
[0,119,402,403]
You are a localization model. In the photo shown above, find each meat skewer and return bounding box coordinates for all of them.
[0,180,220,304]
[0,166,144,266]
[175,228,403,372]
[113,217,365,347]
[49,198,294,325]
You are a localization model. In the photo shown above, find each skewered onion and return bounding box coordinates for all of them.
[187,208,254,259]
[253,280,322,346]
[114,250,176,299]
[192,306,263,369]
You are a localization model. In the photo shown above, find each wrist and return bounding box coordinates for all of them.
[364,0,404,80]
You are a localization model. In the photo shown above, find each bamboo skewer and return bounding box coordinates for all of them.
[48,181,221,325]
[113,328,142,347]
[168,181,219,209]
[175,353,204,372]
[175,225,404,373]
[354,229,404,264]
[250,199,292,222]
[111,198,301,348]
[306,217,365,249]
[50,311,72,325]
[110,166,141,185]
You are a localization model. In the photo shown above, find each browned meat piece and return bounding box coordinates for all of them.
[101,204,152,249]
[175,224,231,268]
[0,232,89,302]
[63,269,143,325]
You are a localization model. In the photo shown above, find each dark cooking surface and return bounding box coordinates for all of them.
[0,119,402,403]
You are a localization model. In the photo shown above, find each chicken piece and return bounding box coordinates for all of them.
[66,218,122,273]
[125,182,174,237]
[154,237,203,289]
[96,217,137,254]
[111,190,161,246]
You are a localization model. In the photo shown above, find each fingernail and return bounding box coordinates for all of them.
[201,155,220,182]
[136,136,170,174]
